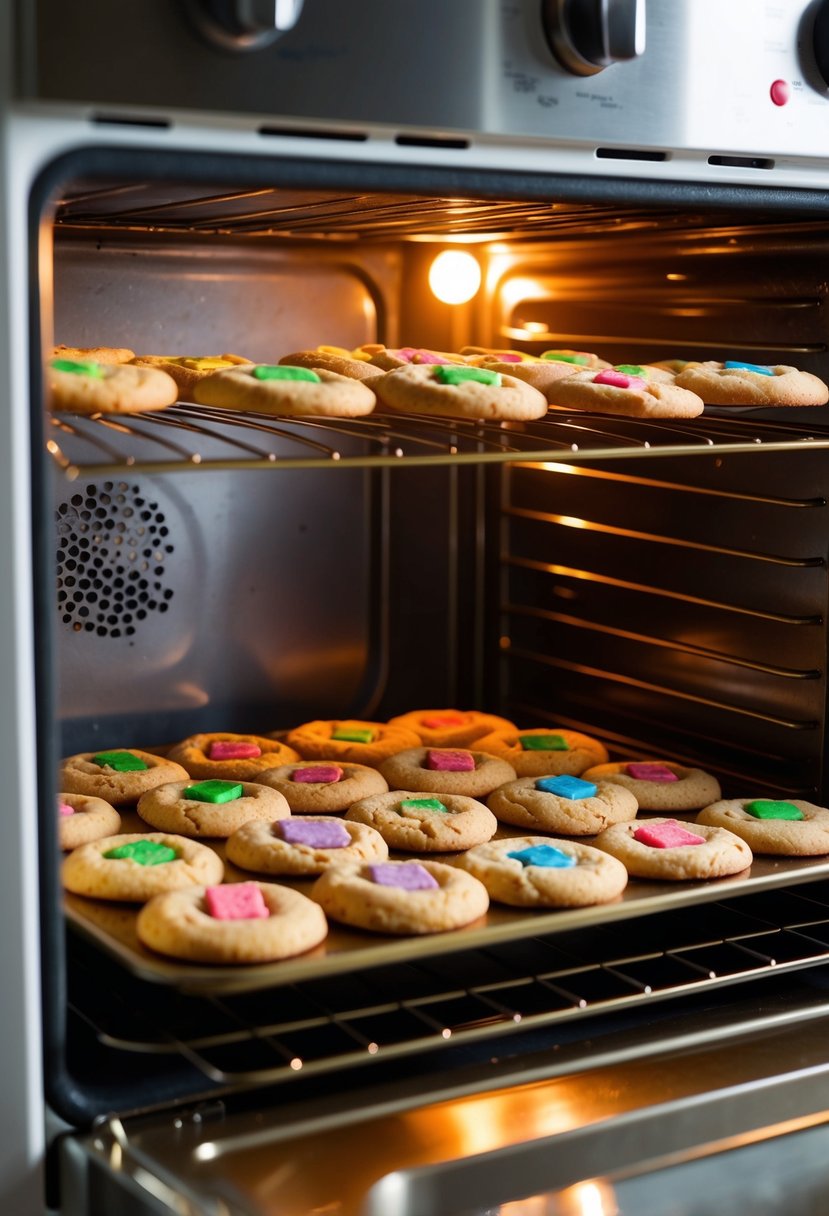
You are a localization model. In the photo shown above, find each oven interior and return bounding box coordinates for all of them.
[40,162,829,1212]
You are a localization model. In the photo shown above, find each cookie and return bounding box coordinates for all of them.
[48,358,179,415]
[697,798,829,856]
[61,831,224,902]
[310,858,489,935]
[58,793,122,851]
[345,790,498,852]
[136,880,328,963]
[373,363,548,422]
[285,719,421,767]
[652,359,703,374]
[487,775,638,835]
[52,344,135,364]
[165,732,299,781]
[387,708,517,749]
[579,761,721,812]
[593,817,752,881]
[278,350,384,383]
[465,356,580,399]
[460,347,539,361]
[368,347,466,370]
[255,761,388,813]
[378,746,516,798]
[539,349,611,369]
[472,727,608,778]
[674,361,829,407]
[59,749,191,807]
[130,354,252,397]
[610,362,676,384]
[456,836,628,907]
[136,779,290,838]
[547,368,704,418]
[192,364,377,417]
[226,815,388,876]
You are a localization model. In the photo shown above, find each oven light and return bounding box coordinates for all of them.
[428,251,482,304]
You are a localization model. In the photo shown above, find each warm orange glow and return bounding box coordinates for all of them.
[428,250,482,304]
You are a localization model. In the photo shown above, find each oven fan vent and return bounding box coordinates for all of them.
[56,482,174,638]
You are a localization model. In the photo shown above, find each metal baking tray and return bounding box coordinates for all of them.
[62,810,829,994]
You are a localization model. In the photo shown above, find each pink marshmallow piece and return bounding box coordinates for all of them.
[59,802,75,817]
[291,764,344,784]
[426,749,476,772]
[208,740,262,761]
[594,369,647,391]
[205,882,270,921]
[634,821,706,849]
[626,762,679,783]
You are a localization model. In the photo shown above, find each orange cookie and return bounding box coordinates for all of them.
[285,719,421,767]
[472,727,608,778]
[387,708,517,749]
[130,354,252,397]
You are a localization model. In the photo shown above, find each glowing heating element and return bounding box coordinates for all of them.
[428,250,482,304]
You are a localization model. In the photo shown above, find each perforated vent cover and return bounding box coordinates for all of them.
[56,481,174,638]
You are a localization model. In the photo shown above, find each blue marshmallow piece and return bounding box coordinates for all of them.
[507,845,577,869]
[535,774,598,800]
[724,360,773,376]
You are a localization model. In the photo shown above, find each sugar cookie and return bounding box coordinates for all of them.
[136,881,328,963]
[285,719,421,767]
[136,779,290,838]
[374,363,548,422]
[369,347,465,370]
[387,708,517,749]
[278,350,385,382]
[226,815,388,876]
[675,361,829,407]
[130,354,252,397]
[61,831,224,901]
[52,344,135,364]
[345,789,497,852]
[539,349,610,369]
[58,792,122,851]
[472,727,608,778]
[580,761,721,812]
[193,364,377,417]
[547,368,704,418]
[48,359,178,415]
[487,775,638,835]
[378,746,516,798]
[255,761,388,813]
[310,859,489,935]
[165,732,299,781]
[593,817,752,880]
[465,356,580,399]
[456,836,628,907]
[59,749,190,807]
[697,798,829,856]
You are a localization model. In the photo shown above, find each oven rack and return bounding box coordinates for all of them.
[48,404,829,479]
[68,879,829,1105]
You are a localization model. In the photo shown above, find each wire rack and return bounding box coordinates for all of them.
[48,404,829,479]
[68,880,829,1093]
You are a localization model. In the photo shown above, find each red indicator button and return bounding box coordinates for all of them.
[770,79,791,106]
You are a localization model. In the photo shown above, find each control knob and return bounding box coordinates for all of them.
[813,0,829,89]
[186,0,305,51]
[541,0,646,76]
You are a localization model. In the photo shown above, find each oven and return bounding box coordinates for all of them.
[6,1,829,1212]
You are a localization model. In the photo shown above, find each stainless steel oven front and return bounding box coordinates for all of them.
[5,2,829,1213]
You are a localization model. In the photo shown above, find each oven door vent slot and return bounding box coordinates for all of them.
[91,114,171,130]
[596,148,668,162]
[708,155,775,171]
[258,125,368,142]
[395,134,470,150]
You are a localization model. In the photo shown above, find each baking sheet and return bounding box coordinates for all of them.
[63,809,829,994]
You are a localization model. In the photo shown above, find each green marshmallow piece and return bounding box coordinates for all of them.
[104,840,177,866]
[252,365,320,382]
[331,728,373,743]
[184,780,244,804]
[52,358,104,377]
[399,798,448,814]
[744,799,804,821]
[615,364,646,376]
[518,734,570,751]
[542,353,589,365]
[91,750,149,772]
[433,366,501,387]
